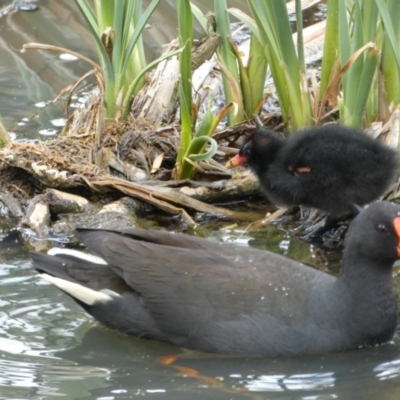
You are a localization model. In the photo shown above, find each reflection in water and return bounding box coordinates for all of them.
[56,325,400,399]
[245,372,335,392]
[0,1,400,399]
[0,228,400,399]
[374,359,400,380]
[0,0,323,141]
[0,0,99,139]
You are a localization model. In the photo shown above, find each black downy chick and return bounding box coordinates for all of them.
[227,124,399,239]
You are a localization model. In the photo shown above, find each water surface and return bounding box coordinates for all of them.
[1,229,400,399]
[1,1,399,399]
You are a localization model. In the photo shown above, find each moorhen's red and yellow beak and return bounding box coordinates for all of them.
[226,154,247,168]
[393,216,400,257]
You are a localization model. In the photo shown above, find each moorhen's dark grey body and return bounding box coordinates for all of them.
[31,201,400,356]
[227,125,399,216]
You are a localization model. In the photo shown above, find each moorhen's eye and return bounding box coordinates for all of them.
[377,224,388,234]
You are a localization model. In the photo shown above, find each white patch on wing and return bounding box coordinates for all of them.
[40,273,119,305]
[47,248,107,265]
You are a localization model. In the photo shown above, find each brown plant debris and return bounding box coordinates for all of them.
[0,117,260,227]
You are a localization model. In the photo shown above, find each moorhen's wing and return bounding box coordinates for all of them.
[75,227,221,251]
[74,229,333,347]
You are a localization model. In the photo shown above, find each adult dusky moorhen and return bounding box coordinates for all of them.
[226,124,399,217]
[31,201,400,356]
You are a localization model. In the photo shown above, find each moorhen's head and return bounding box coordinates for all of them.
[343,201,400,266]
[226,129,285,174]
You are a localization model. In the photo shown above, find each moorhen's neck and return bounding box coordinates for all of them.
[333,241,397,348]
[338,246,395,287]
[336,246,396,326]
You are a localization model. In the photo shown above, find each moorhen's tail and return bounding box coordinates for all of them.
[31,250,163,338]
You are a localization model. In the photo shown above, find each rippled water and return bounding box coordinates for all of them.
[0,228,399,400]
[1,1,400,399]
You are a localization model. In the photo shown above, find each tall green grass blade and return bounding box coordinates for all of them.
[122,1,145,87]
[130,1,146,68]
[338,0,399,127]
[320,0,339,99]
[176,0,193,169]
[375,0,400,71]
[111,2,125,81]
[75,0,115,114]
[295,0,305,73]
[121,0,159,80]
[247,1,290,124]
[75,0,112,78]
[75,0,167,119]
[344,2,365,111]
[227,8,260,40]
[381,0,400,104]
[228,8,267,117]
[191,3,208,33]
[217,58,243,118]
[246,0,312,130]
[338,0,351,93]
[347,45,379,126]
[362,1,378,42]
[215,0,242,125]
[178,106,214,179]
[245,34,268,116]
[94,0,114,32]
[268,1,300,82]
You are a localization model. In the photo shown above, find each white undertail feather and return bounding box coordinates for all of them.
[40,274,119,305]
[48,248,107,265]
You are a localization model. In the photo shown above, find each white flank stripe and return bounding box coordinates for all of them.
[40,273,115,305]
[47,248,107,265]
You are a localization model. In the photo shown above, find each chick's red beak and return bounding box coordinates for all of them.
[226,154,247,169]
[394,217,400,258]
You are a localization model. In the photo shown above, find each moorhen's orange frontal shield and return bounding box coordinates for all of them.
[393,216,400,258]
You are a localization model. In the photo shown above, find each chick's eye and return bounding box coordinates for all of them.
[242,143,252,157]
[377,224,388,234]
